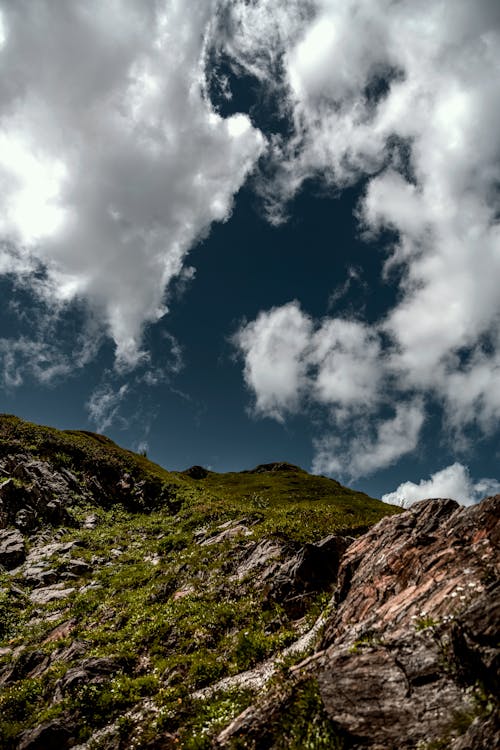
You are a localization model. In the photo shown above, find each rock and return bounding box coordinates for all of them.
[0,478,31,528]
[83,513,98,529]
[201,523,253,546]
[51,639,87,664]
[0,528,26,569]
[269,534,351,617]
[0,649,50,685]
[452,715,500,750]
[42,618,77,643]
[14,507,37,532]
[218,496,500,749]
[29,583,76,604]
[22,565,59,587]
[65,557,91,575]
[54,657,121,700]
[17,718,76,750]
[235,539,282,581]
[0,459,79,531]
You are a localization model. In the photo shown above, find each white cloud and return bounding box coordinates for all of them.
[311,318,383,413]
[312,399,424,479]
[235,303,384,427]
[234,301,313,422]
[86,382,129,434]
[382,463,500,508]
[235,302,424,478]
[0,0,264,367]
[228,0,500,476]
[1,0,499,481]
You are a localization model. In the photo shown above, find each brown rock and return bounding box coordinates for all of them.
[218,496,500,749]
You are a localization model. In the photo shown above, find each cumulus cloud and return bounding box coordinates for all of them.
[235,302,384,423]
[0,0,264,367]
[229,0,500,476]
[382,463,500,508]
[235,300,422,477]
[313,400,424,479]
[235,301,313,421]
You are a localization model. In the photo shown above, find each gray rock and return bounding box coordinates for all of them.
[201,523,253,546]
[22,565,59,587]
[66,557,91,575]
[29,583,76,604]
[83,513,98,529]
[268,534,351,617]
[235,539,282,581]
[17,718,75,750]
[0,528,26,569]
[54,657,121,700]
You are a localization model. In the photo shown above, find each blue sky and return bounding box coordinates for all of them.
[0,0,499,506]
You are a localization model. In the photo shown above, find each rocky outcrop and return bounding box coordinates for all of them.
[218,496,500,749]
[268,534,352,617]
[0,459,78,532]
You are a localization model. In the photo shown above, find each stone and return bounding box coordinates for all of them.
[29,583,76,604]
[54,657,121,700]
[65,557,91,575]
[268,534,351,617]
[201,523,253,546]
[23,565,59,587]
[235,539,282,581]
[83,513,98,529]
[0,528,26,569]
[0,649,50,685]
[17,718,75,750]
[218,496,500,749]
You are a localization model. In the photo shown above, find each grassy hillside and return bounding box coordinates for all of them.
[0,415,400,748]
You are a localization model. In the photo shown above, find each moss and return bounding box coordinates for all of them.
[267,678,348,750]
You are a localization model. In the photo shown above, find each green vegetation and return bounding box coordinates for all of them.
[275,679,346,750]
[0,414,400,747]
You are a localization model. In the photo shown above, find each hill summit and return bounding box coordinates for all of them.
[0,415,498,749]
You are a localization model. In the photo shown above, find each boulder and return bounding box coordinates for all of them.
[268,534,351,617]
[17,718,76,750]
[0,528,26,569]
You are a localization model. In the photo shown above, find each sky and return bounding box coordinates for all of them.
[0,0,499,507]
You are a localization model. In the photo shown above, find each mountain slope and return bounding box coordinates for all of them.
[0,415,398,749]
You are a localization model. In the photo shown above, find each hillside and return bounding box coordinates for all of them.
[0,415,398,749]
[0,415,497,749]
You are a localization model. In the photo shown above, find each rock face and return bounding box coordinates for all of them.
[268,534,352,617]
[218,496,500,749]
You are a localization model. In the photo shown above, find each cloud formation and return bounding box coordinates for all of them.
[1,0,498,481]
[382,463,500,508]
[230,0,500,476]
[0,0,263,367]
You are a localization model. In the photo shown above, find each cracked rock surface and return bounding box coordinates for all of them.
[218,496,500,749]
